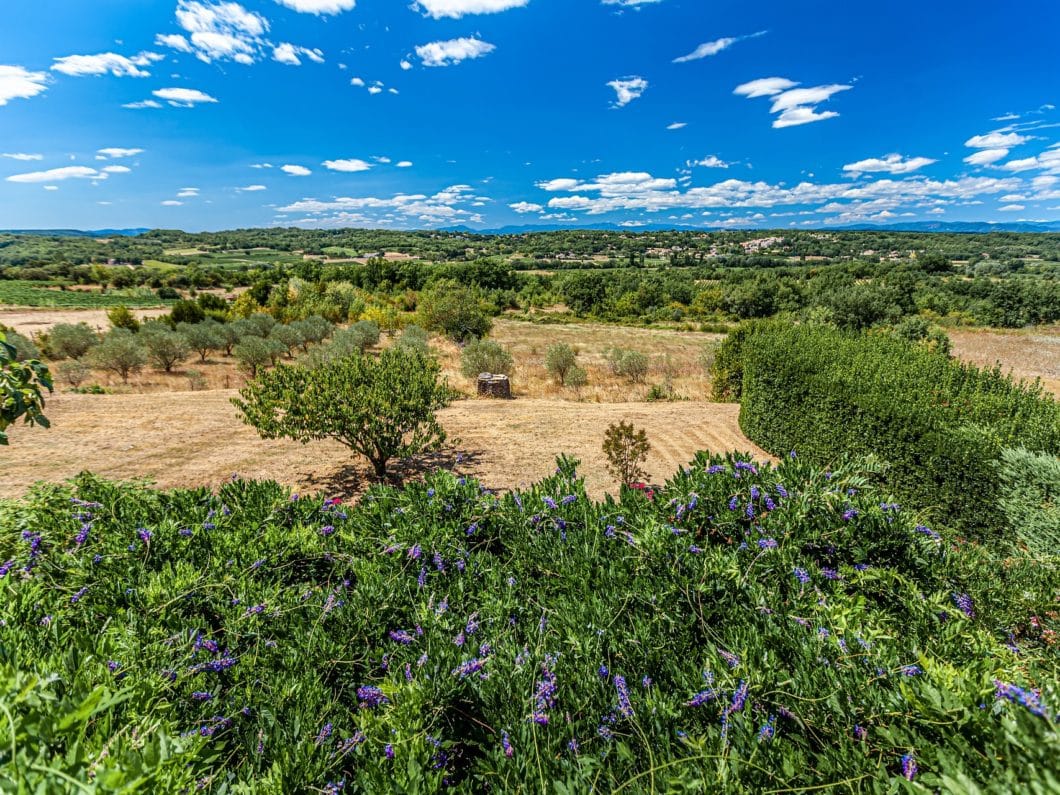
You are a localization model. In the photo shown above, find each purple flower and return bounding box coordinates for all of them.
[821,568,841,581]
[357,686,389,709]
[686,689,717,708]
[75,524,91,546]
[530,665,558,725]
[757,715,776,742]
[315,723,333,745]
[727,680,749,714]
[718,649,740,669]
[453,631,466,647]
[320,525,336,537]
[384,743,395,759]
[598,665,609,679]
[642,675,652,689]
[952,592,975,619]
[543,497,558,510]
[2,559,19,578]
[389,629,415,645]
[191,691,213,701]
[994,680,1050,718]
[899,665,923,677]
[70,586,89,604]
[901,753,917,781]
[793,567,811,584]
[842,509,858,521]
[914,524,940,540]
[501,731,513,758]
[451,657,487,679]
[854,725,867,741]
[561,495,577,506]
[417,567,427,588]
[408,544,422,560]
[757,538,778,550]
[728,496,739,511]
[614,675,633,718]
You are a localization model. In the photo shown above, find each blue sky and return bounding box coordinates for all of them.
[1,0,1058,231]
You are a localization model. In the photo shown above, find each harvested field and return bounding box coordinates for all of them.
[0,391,768,500]
[0,307,170,337]
[948,327,1060,395]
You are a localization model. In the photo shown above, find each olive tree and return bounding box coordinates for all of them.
[1,331,52,445]
[233,348,451,480]
[180,320,225,362]
[141,323,191,373]
[48,322,98,360]
[233,336,278,378]
[460,339,513,379]
[90,329,146,384]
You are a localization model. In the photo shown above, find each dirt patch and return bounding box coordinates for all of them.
[949,327,1060,395]
[0,391,767,500]
[0,307,170,337]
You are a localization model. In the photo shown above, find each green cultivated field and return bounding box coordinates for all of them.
[0,281,168,308]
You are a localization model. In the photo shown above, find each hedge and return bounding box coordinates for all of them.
[731,323,1060,537]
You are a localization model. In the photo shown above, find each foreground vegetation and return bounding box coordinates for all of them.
[1,453,1057,792]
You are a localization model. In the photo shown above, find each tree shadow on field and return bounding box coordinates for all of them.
[298,443,487,498]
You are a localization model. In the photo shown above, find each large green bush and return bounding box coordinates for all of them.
[0,455,1056,791]
[731,323,1060,537]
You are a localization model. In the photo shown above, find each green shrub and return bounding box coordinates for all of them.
[563,364,588,389]
[180,320,225,362]
[418,281,492,342]
[56,359,92,387]
[5,331,39,362]
[269,323,304,357]
[602,420,650,488]
[997,447,1060,556]
[395,324,430,355]
[0,455,1055,791]
[106,305,140,333]
[733,323,1060,537]
[233,336,277,377]
[460,339,514,379]
[89,329,146,384]
[170,299,206,325]
[141,323,191,373]
[545,343,577,385]
[46,322,99,360]
[606,348,649,383]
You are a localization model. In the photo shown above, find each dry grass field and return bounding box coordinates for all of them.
[3,306,1058,501]
[0,391,766,500]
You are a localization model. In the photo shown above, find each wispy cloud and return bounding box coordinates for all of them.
[1,153,43,161]
[735,77,852,128]
[843,154,936,176]
[667,122,687,130]
[6,166,116,183]
[51,52,163,78]
[416,37,495,67]
[152,87,219,107]
[413,0,528,19]
[673,31,766,64]
[97,148,143,159]
[608,77,648,108]
[323,158,373,172]
[164,0,270,65]
[273,43,324,66]
[282,164,311,176]
[0,65,49,107]
[274,0,357,14]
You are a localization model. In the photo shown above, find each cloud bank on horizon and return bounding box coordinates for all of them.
[0,0,1057,230]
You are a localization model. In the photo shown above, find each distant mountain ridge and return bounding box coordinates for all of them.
[0,228,151,238]
[2,222,1059,237]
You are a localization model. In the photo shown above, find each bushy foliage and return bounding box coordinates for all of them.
[606,348,649,383]
[233,347,451,479]
[180,320,225,362]
[141,323,191,373]
[395,324,431,356]
[89,329,146,384]
[233,337,280,377]
[544,343,577,385]
[4,331,39,362]
[106,305,140,333]
[418,282,492,343]
[0,331,51,444]
[732,323,1060,537]
[170,299,206,325]
[997,447,1060,556]
[56,359,91,387]
[460,339,514,379]
[47,322,99,360]
[0,455,1056,792]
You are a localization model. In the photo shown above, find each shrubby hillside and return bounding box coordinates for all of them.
[1,454,1056,792]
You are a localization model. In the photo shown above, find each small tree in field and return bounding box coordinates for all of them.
[141,324,190,373]
[460,339,514,379]
[48,322,98,360]
[107,305,140,333]
[180,320,225,362]
[545,343,577,385]
[603,421,651,489]
[233,348,452,480]
[233,337,275,378]
[90,329,146,384]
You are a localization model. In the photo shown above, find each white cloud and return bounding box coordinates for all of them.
[172,0,270,64]
[0,65,49,107]
[274,0,356,13]
[97,147,143,159]
[689,156,730,169]
[673,31,766,64]
[43,185,59,191]
[964,148,1009,166]
[273,43,324,66]
[842,154,936,175]
[667,122,687,130]
[6,166,107,184]
[608,77,648,107]
[177,188,200,197]
[396,161,413,168]
[282,164,311,176]
[413,0,528,19]
[510,201,544,213]
[399,59,413,71]
[162,200,184,206]
[368,86,382,95]
[101,165,131,174]
[965,132,1030,148]
[237,184,267,191]
[51,52,163,78]
[733,77,797,98]
[123,99,163,109]
[323,158,372,172]
[250,163,274,169]
[998,204,1025,212]
[736,78,852,128]
[996,148,1060,175]
[1,153,43,161]
[276,184,486,227]
[350,77,365,86]
[602,0,664,5]
[152,87,218,106]
[416,38,496,67]
[156,34,193,53]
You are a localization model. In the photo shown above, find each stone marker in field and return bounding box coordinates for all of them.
[477,373,512,399]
